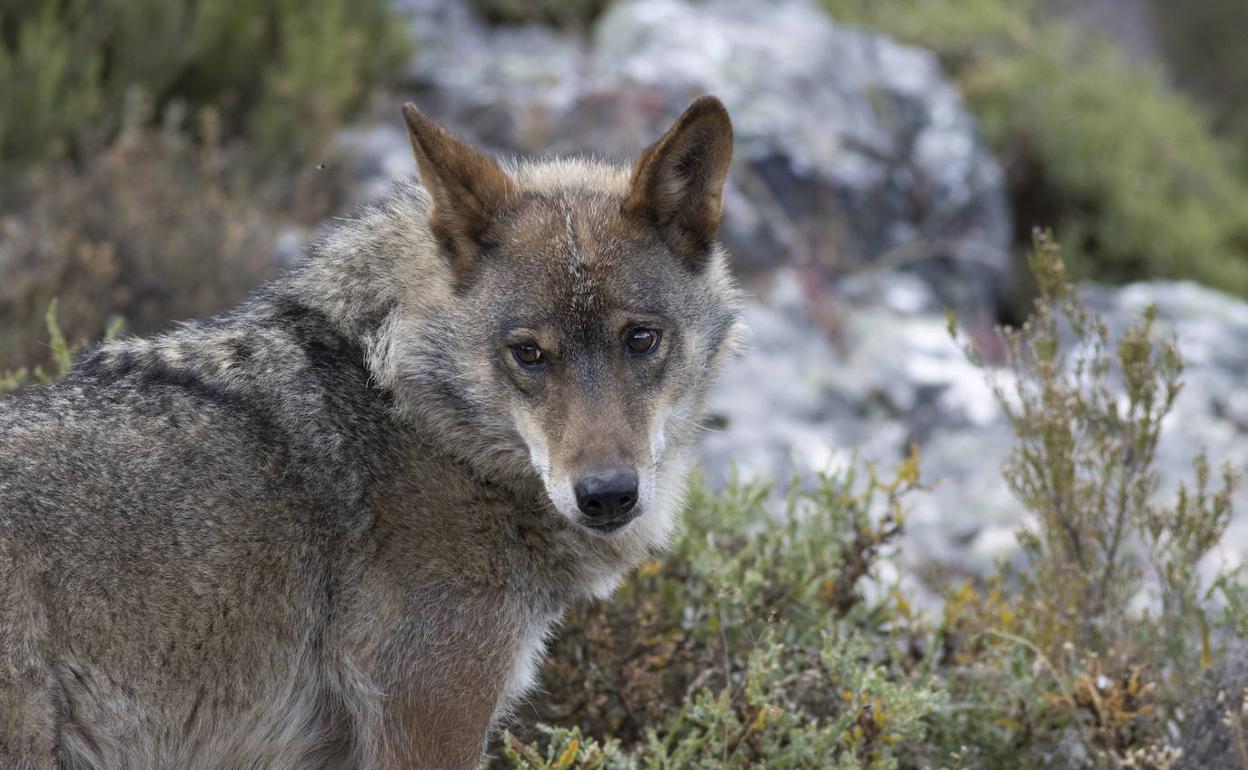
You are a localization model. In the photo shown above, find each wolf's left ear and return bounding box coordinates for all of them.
[624,96,734,267]
[402,103,515,282]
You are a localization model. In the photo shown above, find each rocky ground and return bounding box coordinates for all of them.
[337,0,1248,597]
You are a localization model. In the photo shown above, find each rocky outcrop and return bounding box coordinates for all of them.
[345,0,1012,312]
[591,0,1011,310]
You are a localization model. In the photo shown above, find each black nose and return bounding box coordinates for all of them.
[574,469,639,521]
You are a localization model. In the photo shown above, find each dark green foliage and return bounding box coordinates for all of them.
[1150,0,1248,144]
[467,0,612,31]
[0,0,410,175]
[821,0,1248,297]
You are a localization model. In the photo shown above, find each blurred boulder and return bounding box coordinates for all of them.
[591,0,1012,311]
[346,0,1012,312]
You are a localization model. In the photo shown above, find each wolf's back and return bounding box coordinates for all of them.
[0,292,383,535]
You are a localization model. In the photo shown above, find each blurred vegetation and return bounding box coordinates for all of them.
[0,104,323,374]
[0,0,409,176]
[1150,0,1248,144]
[821,0,1248,298]
[467,0,611,32]
[495,238,1245,769]
[0,0,409,375]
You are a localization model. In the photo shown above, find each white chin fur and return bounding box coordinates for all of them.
[514,410,692,573]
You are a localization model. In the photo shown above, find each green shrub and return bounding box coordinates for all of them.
[502,626,943,769]
[0,0,393,375]
[946,232,1238,768]
[821,0,1248,296]
[0,0,410,175]
[956,232,1231,658]
[493,456,946,769]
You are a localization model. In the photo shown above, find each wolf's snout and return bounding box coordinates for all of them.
[574,468,639,524]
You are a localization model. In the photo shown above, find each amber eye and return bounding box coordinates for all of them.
[625,328,661,356]
[511,341,545,367]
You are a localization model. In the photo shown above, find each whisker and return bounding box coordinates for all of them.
[666,414,724,434]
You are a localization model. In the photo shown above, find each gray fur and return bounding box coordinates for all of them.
[0,102,742,769]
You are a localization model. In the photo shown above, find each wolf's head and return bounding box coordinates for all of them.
[368,97,743,546]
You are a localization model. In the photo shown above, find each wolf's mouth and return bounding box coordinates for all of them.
[580,512,640,536]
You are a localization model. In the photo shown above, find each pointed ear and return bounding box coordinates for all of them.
[402,103,516,282]
[624,96,734,267]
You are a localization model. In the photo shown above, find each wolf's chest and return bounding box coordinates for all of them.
[493,607,561,721]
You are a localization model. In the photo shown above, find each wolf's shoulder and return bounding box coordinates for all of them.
[0,292,395,506]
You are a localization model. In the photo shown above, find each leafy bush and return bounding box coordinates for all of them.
[0,0,409,175]
[821,0,1248,296]
[945,233,1238,768]
[959,233,1233,661]
[498,238,1244,769]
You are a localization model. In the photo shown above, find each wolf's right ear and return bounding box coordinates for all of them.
[402,104,516,283]
[624,96,734,268]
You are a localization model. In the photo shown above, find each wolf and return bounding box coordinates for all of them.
[0,95,742,769]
